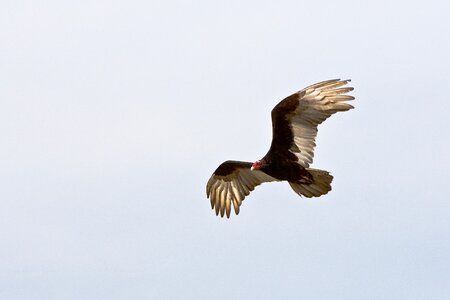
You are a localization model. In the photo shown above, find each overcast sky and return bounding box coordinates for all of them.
[1,0,449,299]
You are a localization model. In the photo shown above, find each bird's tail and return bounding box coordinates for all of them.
[289,168,333,198]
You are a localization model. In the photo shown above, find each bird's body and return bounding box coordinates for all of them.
[256,154,312,183]
[206,79,354,218]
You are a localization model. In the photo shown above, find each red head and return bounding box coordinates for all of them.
[251,159,265,171]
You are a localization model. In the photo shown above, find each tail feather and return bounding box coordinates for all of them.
[289,168,333,198]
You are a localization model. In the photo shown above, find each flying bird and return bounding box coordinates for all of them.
[206,79,354,218]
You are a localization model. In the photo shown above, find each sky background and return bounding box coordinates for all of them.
[1,0,449,299]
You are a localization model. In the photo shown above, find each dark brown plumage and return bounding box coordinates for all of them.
[206,79,354,218]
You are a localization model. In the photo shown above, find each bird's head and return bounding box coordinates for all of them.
[251,159,266,171]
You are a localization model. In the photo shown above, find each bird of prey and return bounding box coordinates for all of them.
[206,79,354,218]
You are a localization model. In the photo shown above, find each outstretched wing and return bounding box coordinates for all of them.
[269,79,354,167]
[206,160,278,218]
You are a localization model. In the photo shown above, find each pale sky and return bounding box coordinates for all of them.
[1,0,449,299]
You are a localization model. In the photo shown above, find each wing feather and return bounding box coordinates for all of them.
[206,160,278,218]
[270,79,354,167]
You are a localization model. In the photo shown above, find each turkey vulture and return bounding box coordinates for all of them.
[206,79,354,218]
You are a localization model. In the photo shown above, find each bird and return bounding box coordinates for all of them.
[206,79,354,218]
